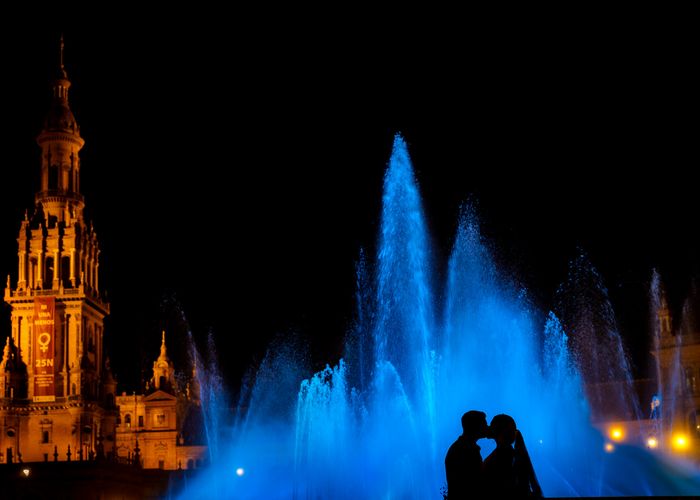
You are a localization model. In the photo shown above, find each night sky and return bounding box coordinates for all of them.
[0,24,698,394]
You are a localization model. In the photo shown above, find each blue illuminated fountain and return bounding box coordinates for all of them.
[180,135,700,498]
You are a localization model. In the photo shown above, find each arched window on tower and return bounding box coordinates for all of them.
[69,154,75,191]
[40,419,53,444]
[45,257,54,289]
[88,326,95,353]
[29,258,37,288]
[125,414,131,429]
[62,256,71,288]
[48,165,59,190]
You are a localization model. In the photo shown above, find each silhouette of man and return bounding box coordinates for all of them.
[483,414,542,498]
[445,410,489,499]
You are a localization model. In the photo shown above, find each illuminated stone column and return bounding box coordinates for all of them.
[18,251,26,288]
[81,254,86,287]
[53,250,60,289]
[28,260,34,289]
[17,316,22,358]
[36,250,43,289]
[2,39,112,463]
[90,254,95,291]
[85,255,91,290]
[63,314,70,397]
[11,316,18,345]
[76,314,82,361]
[91,255,96,290]
[70,248,76,287]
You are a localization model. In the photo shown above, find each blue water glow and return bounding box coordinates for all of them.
[180,135,700,498]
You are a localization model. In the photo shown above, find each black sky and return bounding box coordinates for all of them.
[1,23,698,392]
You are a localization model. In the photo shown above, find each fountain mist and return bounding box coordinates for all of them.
[554,252,641,423]
[179,135,700,498]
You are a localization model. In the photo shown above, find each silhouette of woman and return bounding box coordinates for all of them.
[483,414,542,498]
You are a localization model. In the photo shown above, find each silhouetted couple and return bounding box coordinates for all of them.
[445,411,542,499]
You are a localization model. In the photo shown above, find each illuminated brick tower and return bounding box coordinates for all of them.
[0,38,206,473]
[0,37,117,464]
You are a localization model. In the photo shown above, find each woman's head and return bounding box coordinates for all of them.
[489,414,516,445]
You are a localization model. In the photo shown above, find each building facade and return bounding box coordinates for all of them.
[0,40,206,470]
[114,332,206,470]
[651,293,700,442]
[591,289,700,461]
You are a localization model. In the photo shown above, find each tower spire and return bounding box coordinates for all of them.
[35,33,85,223]
[1,35,112,465]
[59,34,66,78]
[152,330,175,392]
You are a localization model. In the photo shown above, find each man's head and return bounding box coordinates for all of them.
[461,410,489,439]
[489,414,516,446]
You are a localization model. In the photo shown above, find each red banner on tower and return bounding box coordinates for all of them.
[33,296,56,402]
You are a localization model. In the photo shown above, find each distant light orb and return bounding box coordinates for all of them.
[236,467,245,477]
[647,437,658,449]
[604,442,615,453]
[538,439,543,445]
[609,427,624,441]
[22,468,31,477]
[672,434,689,451]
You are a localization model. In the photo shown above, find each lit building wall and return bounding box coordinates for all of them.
[0,39,205,470]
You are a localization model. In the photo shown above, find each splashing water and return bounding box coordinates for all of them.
[649,272,700,460]
[189,330,226,463]
[554,252,642,423]
[179,135,700,498]
[650,270,664,404]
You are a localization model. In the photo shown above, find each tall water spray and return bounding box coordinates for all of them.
[179,135,700,498]
[650,270,664,407]
[555,252,642,423]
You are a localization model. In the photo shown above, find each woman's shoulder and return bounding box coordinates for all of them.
[485,445,514,463]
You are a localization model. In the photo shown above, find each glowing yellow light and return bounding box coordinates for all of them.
[22,468,31,477]
[647,437,658,449]
[236,467,245,477]
[672,434,690,451]
[609,427,624,441]
[604,442,615,453]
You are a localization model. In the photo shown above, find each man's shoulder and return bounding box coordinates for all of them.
[446,437,461,455]
[446,436,481,459]
[446,437,465,458]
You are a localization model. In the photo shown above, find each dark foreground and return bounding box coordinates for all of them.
[1,463,696,500]
[0,461,198,499]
